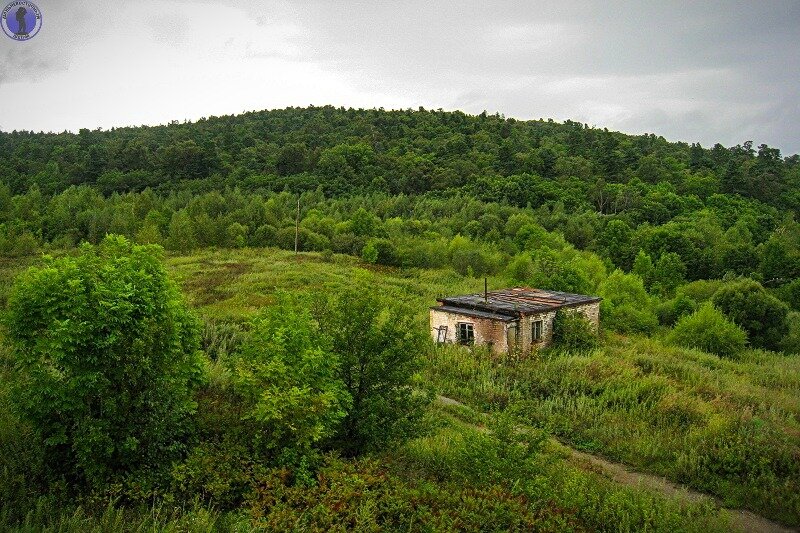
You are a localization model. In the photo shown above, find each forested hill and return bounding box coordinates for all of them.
[1,106,798,211]
[3,105,800,305]
[4,111,800,530]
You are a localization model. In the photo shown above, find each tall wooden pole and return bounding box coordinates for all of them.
[294,197,300,255]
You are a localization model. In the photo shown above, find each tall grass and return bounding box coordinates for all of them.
[2,499,250,533]
[388,415,730,533]
[423,337,800,525]
[2,249,796,528]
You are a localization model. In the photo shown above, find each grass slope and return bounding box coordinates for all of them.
[164,247,799,526]
[1,247,797,530]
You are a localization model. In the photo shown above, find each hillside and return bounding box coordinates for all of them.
[1,106,798,205]
[1,107,799,531]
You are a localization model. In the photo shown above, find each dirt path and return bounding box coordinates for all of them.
[436,395,796,533]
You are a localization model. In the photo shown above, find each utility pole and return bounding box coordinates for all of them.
[294,196,300,255]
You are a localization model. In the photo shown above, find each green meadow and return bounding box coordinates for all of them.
[0,246,749,532]
[167,248,800,526]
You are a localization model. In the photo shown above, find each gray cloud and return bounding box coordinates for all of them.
[245,0,798,152]
[1,0,798,154]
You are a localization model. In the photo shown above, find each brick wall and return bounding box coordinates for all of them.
[429,308,510,354]
[429,301,600,357]
[519,310,558,353]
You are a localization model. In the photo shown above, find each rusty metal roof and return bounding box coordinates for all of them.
[430,305,519,322]
[436,287,601,318]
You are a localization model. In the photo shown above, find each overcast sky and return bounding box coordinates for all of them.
[1,0,798,154]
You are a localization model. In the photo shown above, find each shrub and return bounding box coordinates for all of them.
[449,235,497,277]
[361,238,400,266]
[651,252,686,297]
[529,249,593,295]
[10,231,39,257]
[233,298,350,472]
[598,270,658,333]
[779,312,800,354]
[5,236,205,489]
[605,303,660,333]
[169,441,262,509]
[712,279,789,351]
[506,253,534,284]
[676,279,723,303]
[656,294,698,326]
[396,238,448,268]
[632,250,654,289]
[313,288,430,456]
[250,224,277,247]
[226,222,248,248]
[667,302,747,357]
[276,226,330,252]
[165,209,197,251]
[552,309,598,353]
[775,277,800,311]
[361,239,379,263]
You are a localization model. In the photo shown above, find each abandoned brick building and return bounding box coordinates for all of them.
[429,287,601,355]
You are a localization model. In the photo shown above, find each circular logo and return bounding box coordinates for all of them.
[2,1,42,41]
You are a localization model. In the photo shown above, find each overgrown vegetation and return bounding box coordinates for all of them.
[1,106,799,530]
[551,309,599,353]
[668,302,748,357]
[426,337,800,526]
[4,236,204,492]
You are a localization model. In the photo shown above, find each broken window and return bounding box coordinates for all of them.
[457,322,474,345]
[532,320,543,342]
[436,325,448,344]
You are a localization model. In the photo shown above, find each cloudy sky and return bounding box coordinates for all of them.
[1,0,798,154]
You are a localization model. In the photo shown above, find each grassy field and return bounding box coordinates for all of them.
[164,247,486,322]
[1,246,797,530]
[160,247,800,526]
[426,340,800,525]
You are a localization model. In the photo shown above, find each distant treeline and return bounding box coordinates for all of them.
[0,106,797,209]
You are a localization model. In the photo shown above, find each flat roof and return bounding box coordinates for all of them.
[436,287,601,318]
[431,305,519,322]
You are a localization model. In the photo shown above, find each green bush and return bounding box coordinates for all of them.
[5,236,205,489]
[449,235,498,277]
[667,302,747,357]
[276,226,330,252]
[529,249,593,295]
[775,278,800,311]
[676,279,723,303]
[598,270,658,333]
[552,309,598,353]
[712,279,789,351]
[246,455,558,532]
[249,224,277,247]
[506,253,534,284]
[361,238,400,266]
[651,252,687,297]
[169,441,263,509]
[396,237,448,268]
[603,303,659,334]
[779,312,800,354]
[656,294,698,326]
[233,298,350,472]
[313,288,430,456]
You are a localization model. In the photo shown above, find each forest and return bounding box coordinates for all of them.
[0,106,799,531]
